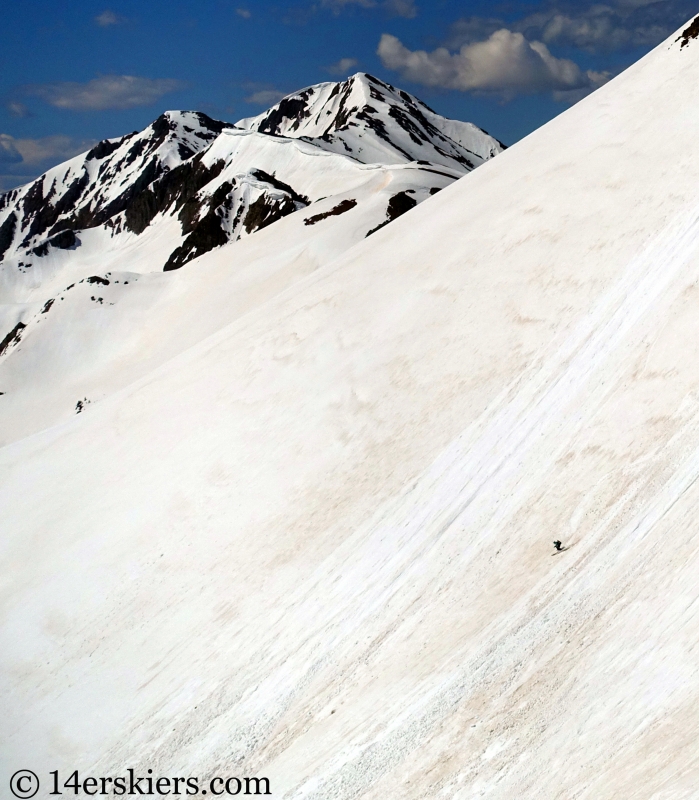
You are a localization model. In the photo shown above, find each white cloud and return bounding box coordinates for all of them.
[236,8,251,18]
[320,0,416,16]
[378,30,607,99]
[326,57,359,75]
[0,134,96,166]
[7,101,30,118]
[94,10,125,27]
[0,134,98,192]
[521,9,669,51]
[321,0,375,10]
[384,0,417,18]
[446,6,673,55]
[244,89,286,106]
[26,75,186,111]
[0,135,23,165]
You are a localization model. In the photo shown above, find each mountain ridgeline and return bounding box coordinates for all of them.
[0,73,504,276]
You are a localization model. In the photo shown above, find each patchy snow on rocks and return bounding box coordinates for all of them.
[0,75,499,445]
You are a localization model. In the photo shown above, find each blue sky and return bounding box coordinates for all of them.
[0,0,695,190]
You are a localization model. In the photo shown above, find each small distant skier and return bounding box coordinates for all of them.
[553,540,563,551]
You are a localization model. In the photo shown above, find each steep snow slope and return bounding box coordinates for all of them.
[0,162,453,445]
[5,19,699,800]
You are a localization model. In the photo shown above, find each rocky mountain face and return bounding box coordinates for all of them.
[237,72,504,169]
[0,74,504,446]
[0,74,504,279]
[0,111,232,263]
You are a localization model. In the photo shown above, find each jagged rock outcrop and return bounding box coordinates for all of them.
[0,74,504,276]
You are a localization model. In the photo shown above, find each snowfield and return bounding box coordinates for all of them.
[3,21,699,800]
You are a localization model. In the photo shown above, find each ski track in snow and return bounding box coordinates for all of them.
[83,166,699,798]
[219,199,699,798]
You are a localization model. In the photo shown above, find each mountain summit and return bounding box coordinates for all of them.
[237,72,504,169]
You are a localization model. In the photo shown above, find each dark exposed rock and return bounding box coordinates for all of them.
[86,138,123,161]
[170,157,227,215]
[163,212,229,271]
[143,113,189,153]
[22,180,45,218]
[369,85,385,104]
[208,180,236,212]
[124,190,160,236]
[3,116,189,248]
[22,170,90,246]
[87,275,109,285]
[243,193,297,235]
[31,242,49,257]
[82,156,163,234]
[195,112,236,136]
[679,16,699,47]
[178,172,232,234]
[41,299,55,314]
[305,198,357,225]
[429,186,442,195]
[178,194,205,236]
[366,191,417,236]
[386,191,417,217]
[123,136,148,168]
[164,179,237,270]
[250,170,309,205]
[419,166,463,179]
[32,229,79,257]
[256,96,311,136]
[32,229,80,257]
[0,212,17,260]
[125,155,226,235]
[164,174,304,271]
[178,142,195,160]
[51,229,78,249]
[0,322,26,357]
[354,108,414,162]
[388,106,427,146]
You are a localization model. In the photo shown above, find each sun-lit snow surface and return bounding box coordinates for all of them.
[0,74,500,444]
[4,22,699,800]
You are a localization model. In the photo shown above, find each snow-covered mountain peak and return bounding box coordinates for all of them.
[0,109,235,264]
[0,76,504,283]
[236,72,505,170]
